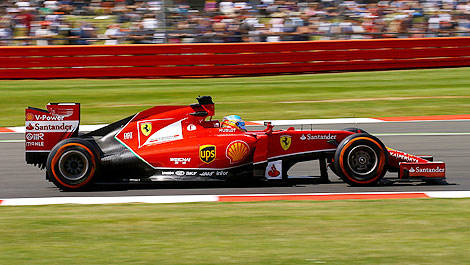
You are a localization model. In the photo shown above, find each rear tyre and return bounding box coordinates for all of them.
[46,138,100,191]
[334,133,388,186]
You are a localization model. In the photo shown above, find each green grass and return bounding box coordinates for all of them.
[0,199,469,264]
[1,67,470,126]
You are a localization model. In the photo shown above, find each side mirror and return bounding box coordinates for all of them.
[264,122,273,134]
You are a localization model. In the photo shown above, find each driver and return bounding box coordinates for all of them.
[221,115,247,132]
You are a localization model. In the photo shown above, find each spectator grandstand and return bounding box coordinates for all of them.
[1,0,469,46]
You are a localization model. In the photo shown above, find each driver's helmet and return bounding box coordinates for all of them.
[221,115,246,131]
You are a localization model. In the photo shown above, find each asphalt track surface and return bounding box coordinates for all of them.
[1,120,469,199]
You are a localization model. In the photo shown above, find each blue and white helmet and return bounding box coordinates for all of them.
[222,115,246,131]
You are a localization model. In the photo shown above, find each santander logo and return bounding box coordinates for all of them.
[409,167,445,173]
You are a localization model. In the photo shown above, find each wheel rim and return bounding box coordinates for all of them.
[58,150,89,181]
[347,145,378,176]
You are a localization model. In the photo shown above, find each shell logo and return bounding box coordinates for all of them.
[226,140,250,164]
[26,113,34,121]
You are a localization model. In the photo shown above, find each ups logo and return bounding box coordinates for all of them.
[200,145,216,164]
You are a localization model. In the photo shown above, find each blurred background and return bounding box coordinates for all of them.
[1,0,470,46]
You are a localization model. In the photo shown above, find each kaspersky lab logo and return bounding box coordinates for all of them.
[200,145,216,164]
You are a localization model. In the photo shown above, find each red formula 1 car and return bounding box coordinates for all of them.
[25,96,446,190]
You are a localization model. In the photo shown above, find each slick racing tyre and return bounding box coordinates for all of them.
[47,138,100,191]
[334,133,388,186]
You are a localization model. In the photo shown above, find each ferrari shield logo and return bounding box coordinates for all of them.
[140,122,152,137]
[280,135,291,151]
[200,145,216,164]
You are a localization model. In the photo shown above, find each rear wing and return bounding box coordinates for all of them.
[25,103,80,168]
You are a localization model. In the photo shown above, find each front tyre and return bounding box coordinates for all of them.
[46,138,100,191]
[334,133,388,186]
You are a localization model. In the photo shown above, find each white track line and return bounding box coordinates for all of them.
[0,195,218,206]
[426,191,470,198]
[252,118,382,126]
[0,191,469,206]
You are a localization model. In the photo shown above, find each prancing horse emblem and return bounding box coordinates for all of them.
[140,122,152,137]
[280,135,291,151]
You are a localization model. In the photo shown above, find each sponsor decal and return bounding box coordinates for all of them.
[162,171,174,175]
[32,123,72,131]
[140,122,152,137]
[25,121,78,132]
[200,171,215,177]
[25,133,44,141]
[138,119,184,147]
[26,113,34,121]
[219,128,236,133]
[216,171,229,176]
[388,148,420,163]
[300,134,337,141]
[265,160,282,180]
[187,124,196,131]
[280,135,292,151]
[268,165,280,177]
[123,132,133,140]
[175,171,185,176]
[185,171,197,176]
[409,167,445,173]
[33,114,65,121]
[226,140,250,164]
[170,157,191,165]
[26,141,44,147]
[149,135,179,144]
[49,107,75,118]
[200,145,216,164]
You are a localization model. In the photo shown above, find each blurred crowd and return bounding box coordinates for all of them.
[1,0,470,46]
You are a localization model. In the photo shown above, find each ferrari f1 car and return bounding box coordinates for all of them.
[25,96,446,190]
